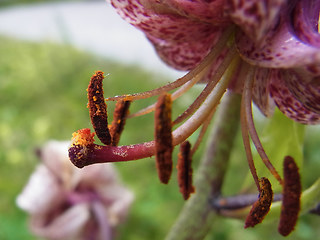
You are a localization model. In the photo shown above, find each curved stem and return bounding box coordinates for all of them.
[165,91,241,240]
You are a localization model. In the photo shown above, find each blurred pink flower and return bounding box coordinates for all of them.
[17,140,134,240]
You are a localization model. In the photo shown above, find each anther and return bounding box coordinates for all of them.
[110,100,131,146]
[177,141,195,200]
[244,177,273,228]
[155,93,173,184]
[87,71,112,145]
[278,156,301,236]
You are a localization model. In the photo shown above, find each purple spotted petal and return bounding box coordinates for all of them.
[227,0,286,42]
[147,29,222,70]
[290,0,320,47]
[236,19,320,69]
[284,70,320,115]
[165,0,230,23]
[111,0,220,43]
[111,0,225,70]
[269,70,320,124]
[252,68,275,117]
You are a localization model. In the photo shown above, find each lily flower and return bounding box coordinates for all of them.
[69,0,320,235]
[17,140,134,240]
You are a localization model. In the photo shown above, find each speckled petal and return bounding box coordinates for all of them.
[284,70,320,115]
[147,30,222,70]
[269,70,320,124]
[165,0,230,23]
[111,0,225,70]
[236,20,320,69]
[227,0,286,42]
[111,0,220,43]
[252,67,275,117]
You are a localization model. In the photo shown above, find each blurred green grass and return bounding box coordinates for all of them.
[1,34,320,240]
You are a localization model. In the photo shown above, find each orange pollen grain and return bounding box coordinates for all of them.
[71,128,95,146]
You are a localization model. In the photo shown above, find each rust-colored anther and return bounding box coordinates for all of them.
[278,156,301,236]
[244,177,273,228]
[177,141,195,200]
[87,71,111,145]
[154,93,173,184]
[110,100,131,146]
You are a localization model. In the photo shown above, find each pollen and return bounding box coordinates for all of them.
[177,141,195,200]
[110,100,131,146]
[155,93,173,184]
[71,128,95,147]
[87,70,112,145]
[244,177,273,228]
[278,156,301,236]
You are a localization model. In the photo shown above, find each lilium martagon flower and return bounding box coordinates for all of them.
[17,140,134,240]
[68,0,320,236]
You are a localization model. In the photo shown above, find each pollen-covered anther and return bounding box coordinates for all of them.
[88,71,112,145]
[177,141,195,200]
[110,100,131,146]
[69,128,96,168]
[155,93,173,184]
[278,156,301,236]
[244,177,273,228]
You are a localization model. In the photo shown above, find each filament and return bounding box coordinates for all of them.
[244,68,283,186]
[172,47,239,145]
[106,27,235,102]
[240,65,260,191]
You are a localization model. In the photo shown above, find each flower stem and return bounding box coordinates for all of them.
[165,91,241,240]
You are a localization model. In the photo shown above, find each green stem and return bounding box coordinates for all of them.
[165,91,241,240]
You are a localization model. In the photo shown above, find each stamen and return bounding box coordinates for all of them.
[110,100,131,146]
[173,45,237,125]
[106,27,235,102]
[128,67,205,118]
[155,93,173,184]
[190,107,216,155]
[69,44,238,168]
[243,67,283,185]
[87,71,112,145]
[278,156,301,236]
[240,103,260,190]
[172,47,239,145]
[244,177,273,228]
[177,141,195,200]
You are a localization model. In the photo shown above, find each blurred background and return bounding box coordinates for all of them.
[1,0,320,239]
